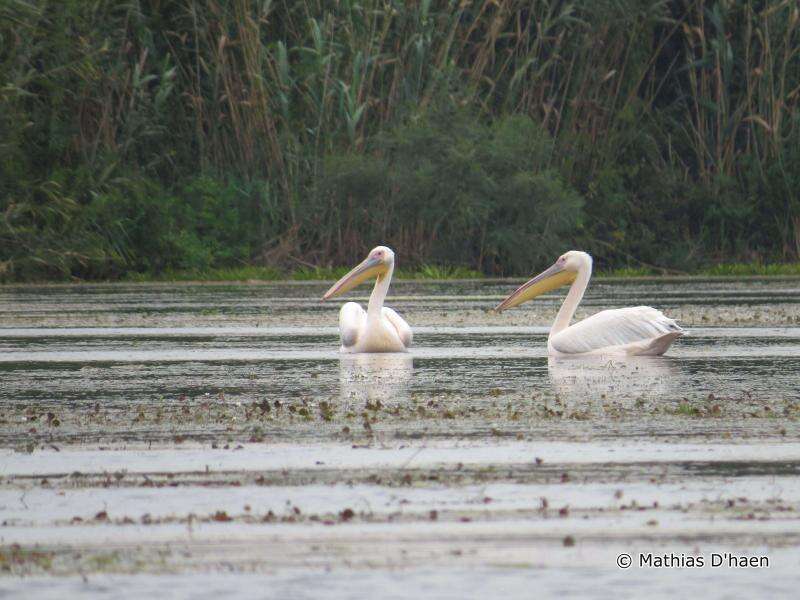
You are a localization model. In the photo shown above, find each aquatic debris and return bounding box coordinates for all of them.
[339,508,355,522]
[0,545,54,573]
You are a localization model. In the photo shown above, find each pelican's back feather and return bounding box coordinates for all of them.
[338,302,366,348]
[550,306,683,355]
[382,307,413,348]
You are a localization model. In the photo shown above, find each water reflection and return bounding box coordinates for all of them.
[339,353,413,406]
[547,355,683,403]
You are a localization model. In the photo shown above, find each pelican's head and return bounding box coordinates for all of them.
[322,246,395,300]
[494,251,592,312]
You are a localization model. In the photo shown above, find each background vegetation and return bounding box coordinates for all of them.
[1,0,799,281]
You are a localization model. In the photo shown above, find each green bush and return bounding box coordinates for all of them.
[0,174,280,281]
[316,109,583,274]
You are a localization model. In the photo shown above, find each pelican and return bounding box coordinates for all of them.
[322,246,412,353]
[495,251,684,356]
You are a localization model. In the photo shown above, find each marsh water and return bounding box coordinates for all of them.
[1,278,800,598]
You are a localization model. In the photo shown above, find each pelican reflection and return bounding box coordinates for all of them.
[547,355,683,404]
[339,353,413,406]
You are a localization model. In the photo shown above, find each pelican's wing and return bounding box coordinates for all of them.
[339,302,366,349]
[382,307,413,348]
[550,306,683,355]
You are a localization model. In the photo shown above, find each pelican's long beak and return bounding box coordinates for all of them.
[322,256,388,300]
[494,262,577,312]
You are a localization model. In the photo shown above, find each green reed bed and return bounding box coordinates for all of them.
[1,0,799,282]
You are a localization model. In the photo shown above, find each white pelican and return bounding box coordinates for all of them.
[495,251,684,356]
[322,246,412,353]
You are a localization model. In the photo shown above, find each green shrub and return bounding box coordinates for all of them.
[316,109,583,274]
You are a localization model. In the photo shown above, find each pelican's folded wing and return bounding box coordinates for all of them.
[339,302,366,348]
[382,307,413,348]
[550,306,683,355]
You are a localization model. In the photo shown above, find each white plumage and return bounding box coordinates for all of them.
[496,251,684,356]
[323,246,412,354]
[549,305,683,356]
[338,302,412,353]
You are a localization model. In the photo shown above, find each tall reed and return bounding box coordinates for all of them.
[1,0,798,280]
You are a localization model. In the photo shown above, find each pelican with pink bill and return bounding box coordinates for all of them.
[322,246,412,353]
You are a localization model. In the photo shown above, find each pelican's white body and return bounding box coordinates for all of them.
[548,305,683,356]
[338,302,412,353]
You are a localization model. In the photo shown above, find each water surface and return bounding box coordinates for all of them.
[1,279,799,598]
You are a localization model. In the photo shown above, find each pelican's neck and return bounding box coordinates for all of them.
[550,262,591,338]
[367,263,393,322]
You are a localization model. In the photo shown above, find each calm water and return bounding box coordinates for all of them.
[1,278,799,598]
